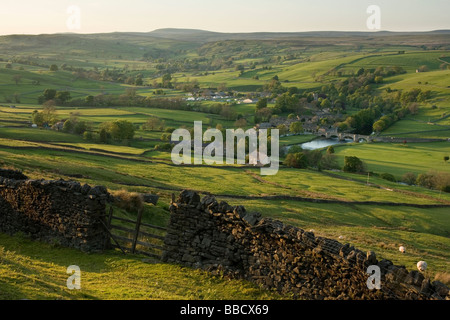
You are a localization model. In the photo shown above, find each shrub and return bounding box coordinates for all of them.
[99,128,109,143]
[164,127,176,133]
[154,143,172,151]
[434,172,450,192]
[402,172,417,185]
[100,120,135,141]
[83,131,93,141]
[276,124,288,135]
[441,185,450,193]
[62,119,74,133]
[289,122,303,134]
[343,156,365,173]
[326,145,335,154]
[74,121,87,135]
[320,153,340,170]
[304,150,323,168]
[416,173,436,189]
[414,171,450,192]
[284,152,308,169]
[380,172,396,182]
[287,145,302,154]
[161,133,171,141]
[111,189,144,213]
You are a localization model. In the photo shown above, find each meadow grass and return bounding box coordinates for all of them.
[0,127,85,143]
[279,134,317,147]
[344,51,449,73]
[0,36,449,299]
[0,233,281,300]
[0,137,449,205]
[333,141,450,176]
[381,119,450,136]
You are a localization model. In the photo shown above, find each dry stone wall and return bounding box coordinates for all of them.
[0,169,112,252]
[162,190,450,300]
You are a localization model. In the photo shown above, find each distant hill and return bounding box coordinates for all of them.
[149,28,450,43]
[148,28,224,42]
[0,28,448,69]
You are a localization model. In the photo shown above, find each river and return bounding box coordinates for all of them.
[300,138,354,150]
[283,138,354,152]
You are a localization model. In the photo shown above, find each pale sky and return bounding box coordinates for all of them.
[0,0,449,35]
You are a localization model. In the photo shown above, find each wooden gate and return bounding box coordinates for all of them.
[106,207,166,259]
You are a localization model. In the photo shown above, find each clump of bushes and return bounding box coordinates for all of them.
[414,171,450,192]
[416,172,436,189]
[154,143,172,151]
[402,172,417,185]
[343,156,365,173]
[320,153,340,170]
[380,172,396,182]
[160,133,171,141]
[401,171,450,193]
[111,189,144,213]
[283,148,339,170]
[284,152,308,169]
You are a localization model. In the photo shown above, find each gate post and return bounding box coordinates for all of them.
[131,208,144,254]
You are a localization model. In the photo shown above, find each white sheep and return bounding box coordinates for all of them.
[417,261,427,272]
[399,246,405,253]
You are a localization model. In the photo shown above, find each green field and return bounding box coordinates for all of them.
[333,142,450,177]
[279,134,317,147]
[0,232,282,300]
[1,30,450,300]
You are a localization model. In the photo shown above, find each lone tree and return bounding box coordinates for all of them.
[31,110,45,127]
[135,74,144,86]
[162,73,172,88]
[402,172,417,185]
[234,118,247,128]
[42,100,58,125]
[320,98,331,109]
[416,173,436,189]
[99,128,108,143]
[343,156,365,173]
[31,101,58,127]
[320,153,339,170]
[256,98,268,110]
[276,124,288,135]
[255,107,272,123]
[13,74,22,85]
[142,117,161,131]
[55,91,71,104]
[444,156,449,163]
[38,88,57,104]
[373,120,386,133]
[289,121,303,134]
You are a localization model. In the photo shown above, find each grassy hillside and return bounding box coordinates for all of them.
[0,30,449,300]
[0,233,281,300]
[333,142,450,176]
